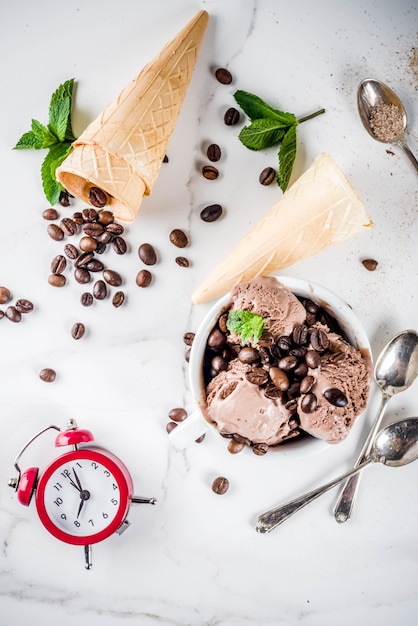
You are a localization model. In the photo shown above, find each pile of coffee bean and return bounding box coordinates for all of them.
[0,286,34,323]
[202,297,350,455]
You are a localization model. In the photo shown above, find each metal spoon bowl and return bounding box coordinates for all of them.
[256,417,418,533]
[357,78,418,172]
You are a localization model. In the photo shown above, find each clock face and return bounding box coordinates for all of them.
[35,449,132,545]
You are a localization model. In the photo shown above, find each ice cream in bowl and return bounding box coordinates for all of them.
[169,275,372,455]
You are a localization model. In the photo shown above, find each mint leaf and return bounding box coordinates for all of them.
[234,90,295,126]
[239,118,290,151]
[14,130,45,150]
[31,119,58,148]
[226,309,265,345]
[41,142,73,204]
[50,78,76,141]
[49,97,71,142]
[277,125,297,191]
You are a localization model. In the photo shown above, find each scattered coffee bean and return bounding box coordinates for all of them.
[64,243,79,260]
[72,211,84,225]
[183,332,195,346]
[42,208,59,220]
[300,392,318,413]
[51,255,67,274]
[215,67,233,84]
[39,368,56,383]
[81,292,93,307]
[195,434,206,443]
[71,322,85,340]
[48,274,66,287]
[74,267,91,284]
[175,256,189,267]
[93,280,107,300]
[83,222,104,237]
[259,167,276,186]
[362,258,378,271]
[0,286,11,304]
[224,107,240,125]
[166,422,177,434]
[47,224,65,241]
[97,210,114,225]
[6,306,21,322]
[184,347,191,362]
[112,236,127,255]
[88,186,108,208]
[212,476,229,495]
[106,222,124,236]
[15,299,34,314]
[200,204,223,222]
[0,310,3,319]
[202,165,219,180]
[163,154,169,163]
[60,217,77,236]
[103,269,122,287]
[324,388,348,407]
[228,439,245,454]
[82,208,98,222]
[253,443,269,456]
[112,291,125,308]
[138,243,157,265]
[136,269,152,288]
[74,251,94,268]
[59,191,71,207]
[79,236,98,252]
[169,229,188,248]
[168,407,187,423]
[207,144,222,162]
[86,259,104,273]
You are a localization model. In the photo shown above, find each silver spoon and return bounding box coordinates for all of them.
[333,329,418,523]
[256,417,418,533]
[357,78,418,173]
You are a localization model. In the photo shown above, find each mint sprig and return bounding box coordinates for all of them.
[14,78,76,205]
[233,90,325,191]
[226,309,265,345]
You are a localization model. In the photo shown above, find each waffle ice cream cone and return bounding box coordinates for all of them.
[56,10,209,222]
[192,153,373,304]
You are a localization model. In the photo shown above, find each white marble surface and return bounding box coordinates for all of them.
[1,0,418,624]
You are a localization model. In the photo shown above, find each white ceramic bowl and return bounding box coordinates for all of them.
[169,276,372,451]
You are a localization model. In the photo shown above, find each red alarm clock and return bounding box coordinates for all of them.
[8,419,156,569]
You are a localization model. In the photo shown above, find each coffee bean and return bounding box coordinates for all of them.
[175,256,189,267]
[303,298,319,315]
[106,223,124,236]
[195,434,206,444]
[82,208,98,222]
[163,154,169,163]
[310,328,330,352]
[277,335,292,352]
[300,375,315,394]
[168,407,188,423]
[293,324,309,345]
[362,258,378,271]
[290,346,307,359]
[253,443,269,456]
[86,259,104,272]
[233,433,252,447]
[264,384,283,399]
[300,392,318,413]
[246,367,269,385]
[88,186,108,208]
[212,476,229,495]
[184,347,191,362]
[136,269,152,288]
[211,355,228,372]
[224,107,240,125]
[305,349,321,369]
[202,165,219,180]
[238,347,259,364]
[74,268,91,284]
[93,280,107,300]
[71,322,85,340]
[48,274,66,287]
[103,269,122,287]
[278,355,299,371]
[72,212,84,225]
[6,306,21,322]
[329,352,345,364]
[79,236,97,252]
[324,388,348,407]
[259,167,276,186]
[294,362,308,378]
[227,439,245,454]
[112,291,125,308]
[169,229,188,248]
[39,368,56,382]
[95,241,107,255]
[83,222,104,237]
[42,208,59,220]
[183,332,195,346]
[166,422,177,434]
[207,144,222,162]
[74,251,94,268]
[99,231,113,245]
[200,204,222,222]
[59,191,71,207]
[112,236,127,255]
[60,217,77,236]
[138,243,157,265]
[215,67,233,84]
[269,367,290,391]
[51,255,67,274]
[97,210,114,225]
[47,224,64,241]
[0,286,11,304]
[15,299,34,314]
[64,244,79,259]
[208,328,226,350]
[0,310,3,319]
[81,292,93,307]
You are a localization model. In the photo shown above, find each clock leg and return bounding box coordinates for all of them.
[131,496,157,505]
[84,544,92,570]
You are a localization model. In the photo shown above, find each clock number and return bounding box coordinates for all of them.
[91,462,98,470]
[104,470,111,477]
[111,498,118,506]
[61,469,71,479]
[61,513,67,520]
[103,512,109,519]
[54,497,63,506]
[53,482,63,491]
[113,483,118,490]
[74,520,80,528]
[88,519,94,526]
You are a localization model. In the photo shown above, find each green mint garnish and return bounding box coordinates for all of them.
[233,90,325,191]
[226,309,265,345]
[14,78,76,205]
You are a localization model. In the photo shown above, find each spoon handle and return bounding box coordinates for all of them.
[256,459,372,533]
[398,141,418,174]
[333,395,389,523]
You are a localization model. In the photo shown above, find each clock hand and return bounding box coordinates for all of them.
[67,476,81,491]
[77,498,85,519]
[72,467,83,491]
[76,489,91,519]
